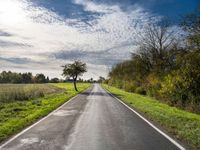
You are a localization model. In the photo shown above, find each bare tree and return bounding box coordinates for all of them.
[135,20,180,72]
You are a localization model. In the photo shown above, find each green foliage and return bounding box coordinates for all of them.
[0,71,50,83]
[62,61,87,91]
[160,49,200,112]
[160,73,187,105]
[34,74,47,83]
[62,61,87,79]
[145,73,162,97]
[103,84,200,150]
[135,86,146,95]
[108,78,123,89]
[97,76,105,83]
[50,78,60,83]
[123,81,138,92]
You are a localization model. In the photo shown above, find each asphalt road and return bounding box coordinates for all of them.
[0,84,184,150]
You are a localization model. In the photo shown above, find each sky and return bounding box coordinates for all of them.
[0,0,199,79]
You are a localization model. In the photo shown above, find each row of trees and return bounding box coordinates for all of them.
[107,8,200,113]
[0,70,93,85]
[0,71,58,83]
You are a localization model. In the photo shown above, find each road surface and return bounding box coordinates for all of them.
[0,84,184,150]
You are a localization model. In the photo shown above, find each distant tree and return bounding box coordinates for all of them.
[0,71,20,83]
[50,78,59,83]
[1,71,11,83]
[78,78,83,82]
[98,76,105,83]
[90,78,93,83]
[0,71,51,83]
[62,61,87,91]
[22,72,33,83]
[46,77,50,83]
[35,73,46,83]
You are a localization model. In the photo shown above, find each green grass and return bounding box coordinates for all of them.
[0,83,90,143]
[102,84,200,150]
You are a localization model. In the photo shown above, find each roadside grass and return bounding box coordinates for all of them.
[102,84,200,150]
[0,83,91,143]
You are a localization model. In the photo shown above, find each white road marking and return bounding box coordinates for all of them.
[103,86,186,150]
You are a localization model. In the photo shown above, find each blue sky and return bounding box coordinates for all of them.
[0,0,198,79]
[31,0,199,22]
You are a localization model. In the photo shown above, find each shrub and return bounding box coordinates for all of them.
[145,73,162,97]
[160,68,200,112]
[123,81,137,92]
[135,87,146,95]
[108,79,123,89]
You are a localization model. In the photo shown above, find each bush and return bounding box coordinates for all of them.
[145,74,162,97]
[135,87,146,95]
[108,79,123,89]
[160,72,187,105]
[160,68,200,112]
[123,81,137,92]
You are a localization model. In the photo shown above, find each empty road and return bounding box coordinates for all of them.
[0,84,184,150]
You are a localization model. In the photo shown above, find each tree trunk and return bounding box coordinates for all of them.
[73,79,78,91]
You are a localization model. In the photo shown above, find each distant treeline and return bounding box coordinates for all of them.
[107,8,200,113]
[0,71,52,83]
[0,71,96,84]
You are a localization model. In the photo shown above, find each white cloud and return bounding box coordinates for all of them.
[74,0,120,13]
[0,0,160,79]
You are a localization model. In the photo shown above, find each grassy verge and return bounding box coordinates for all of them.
[0,83,90,143]
[102,84,200,150]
